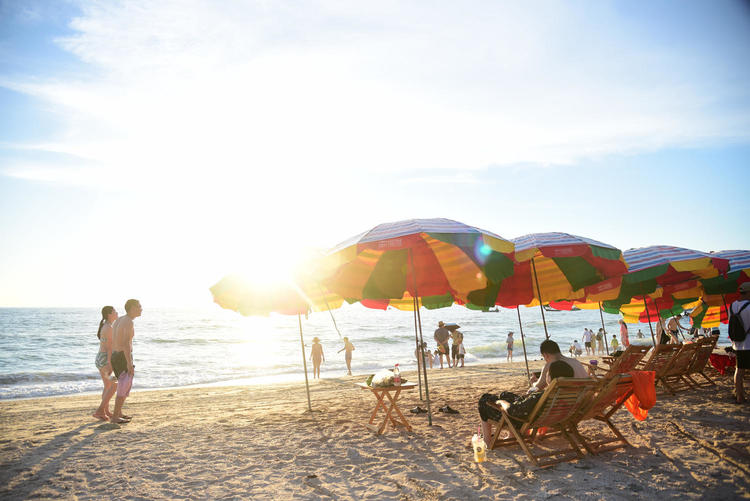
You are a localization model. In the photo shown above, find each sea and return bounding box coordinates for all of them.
[0,305,729,400]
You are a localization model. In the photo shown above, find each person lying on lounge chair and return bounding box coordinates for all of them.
[478,361,574,442]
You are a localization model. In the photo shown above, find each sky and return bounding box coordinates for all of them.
[1,0,749,307]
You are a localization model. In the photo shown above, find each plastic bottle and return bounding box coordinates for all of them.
[472,426,486,463]
[393,364,401,386]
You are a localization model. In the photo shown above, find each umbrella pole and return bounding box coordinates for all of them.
[298,313,312,413]
[531,258,550,339]
[408,248,432,426]
[414,296,432,426]
[516,306,531,383]
[413,295,423,400]
[643,297,657,346]
[599,302,610,356]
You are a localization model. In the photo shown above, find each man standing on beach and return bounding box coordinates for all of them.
[110,299,142,424]
[730,282,750,404]
[582,328,593,356]
[434,321,451,368]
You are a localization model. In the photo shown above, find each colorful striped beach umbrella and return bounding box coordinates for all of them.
[210,274,343,412]
[321,218,515,425]
[601,246,730,344]
[690,250,750,328]
[467,232,628,338]
[323,218,515,302]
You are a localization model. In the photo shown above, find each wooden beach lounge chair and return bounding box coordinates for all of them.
[584,345,651,378]
[486,378,599,468]
[684,336,719,388]
[658,343,700,394]
[567,374,635,455]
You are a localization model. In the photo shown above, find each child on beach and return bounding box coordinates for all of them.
[337,337,355,376]
[457,341,466,368]
[506,332,514,363]
[433,348,440,368]
[310,337,325,379]
[425,349,434,369]
[611,334,619,352]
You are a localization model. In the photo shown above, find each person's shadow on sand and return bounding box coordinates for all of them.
[0,422,116,497]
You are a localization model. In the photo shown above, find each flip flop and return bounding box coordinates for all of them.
[409,406,428,414]
[111,417,130,424]
[120,414,132,420]
[439,405,460,414]
[92,413,107,421]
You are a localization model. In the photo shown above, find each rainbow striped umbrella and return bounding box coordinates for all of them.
[321,218,515,424]
[322,218,515,302]
[210,274,343,412]
[690,250,750,328]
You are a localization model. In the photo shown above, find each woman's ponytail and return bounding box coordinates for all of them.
[97,306,115,339]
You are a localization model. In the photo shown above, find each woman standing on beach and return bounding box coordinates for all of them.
[310,337,325,379]
[93,306,118,420]
[619,320,630,347]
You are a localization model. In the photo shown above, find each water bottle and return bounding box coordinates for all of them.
[393,364,401,386]
[472,426,486,463]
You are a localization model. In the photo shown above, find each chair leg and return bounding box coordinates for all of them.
[568,424,597,455]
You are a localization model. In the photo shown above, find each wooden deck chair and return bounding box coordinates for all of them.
[567,374,634,455]
[639,343,681,382]
[684,336,719,388]
[584,345,651,378]
[486,378,599,468]
[656,343,700,395]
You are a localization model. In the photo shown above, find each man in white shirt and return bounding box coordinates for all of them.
[528,340,590,393]
[731,282,750,404]
[582,328,594,356]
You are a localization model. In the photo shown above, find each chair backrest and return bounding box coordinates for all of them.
[641,344,682,376]
[663,343,700,377]
[607,345,651,375]
[687,343,714,374]
[576,374,633,421]
[525,378,599,428]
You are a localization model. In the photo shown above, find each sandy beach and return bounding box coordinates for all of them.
[2,359,749,500]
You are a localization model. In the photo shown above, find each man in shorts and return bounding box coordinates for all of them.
[731,282,750,404]
[582,328,593,356]
[434,321,451,369]
[111,299,142,424]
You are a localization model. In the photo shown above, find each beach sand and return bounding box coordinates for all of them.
[1,359,749,500]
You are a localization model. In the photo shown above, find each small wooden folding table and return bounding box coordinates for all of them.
[356,382,416,435]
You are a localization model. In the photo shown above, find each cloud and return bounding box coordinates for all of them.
[2,0,750,189]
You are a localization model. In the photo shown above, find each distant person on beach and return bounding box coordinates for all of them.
[479,360,575,440]
[506,332,514,362]
[665,315,687,344]
[425,348,434,369]
[596,328,605,355]
[434,321,451,368]
[637,329,644,339]
[110,299,141,424]
[451,329,463,369]
[93,306,118,421]
[415,341,428,372]
[433,349,440,368]
[730,282,750,404]
[457,341,466,367]
[582,328,593,356]
[337,337,355,375]
[528,339,589,393]
[572,340,583,357]
[611,333,619,352]
[619,320,630,347]
[310,337,325,379]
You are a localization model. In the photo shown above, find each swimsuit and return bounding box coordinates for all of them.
[95,351,108,369]
[111,350,128,378]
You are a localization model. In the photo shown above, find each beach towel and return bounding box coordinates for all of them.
[623,370,656,421]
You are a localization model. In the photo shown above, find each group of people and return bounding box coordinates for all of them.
[308,336,356,378]
[93,299,141,424]
[430,321,466,369]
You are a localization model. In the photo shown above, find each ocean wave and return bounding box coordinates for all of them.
[469,342,507,358]
[146,338,243,345]
[0,371,99,385]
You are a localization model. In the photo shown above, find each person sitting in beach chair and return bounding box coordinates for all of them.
[478,360,575,440]
[529,340,590,393]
